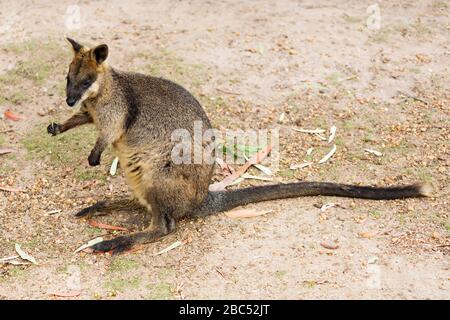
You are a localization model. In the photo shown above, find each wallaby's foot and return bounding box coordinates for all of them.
[75,198,143,218]
[91,228,171,254]
[47,122,61,136]
[88,151,101,166]
[91,234,135,254]
[92,213,176,254]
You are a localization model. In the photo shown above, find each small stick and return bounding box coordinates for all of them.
[398,91,429,105]
[216,88,241,95]
[0,129,15,134]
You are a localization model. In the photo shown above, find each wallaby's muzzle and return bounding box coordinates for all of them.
[66,97,77,107]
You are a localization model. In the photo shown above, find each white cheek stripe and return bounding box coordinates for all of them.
[74,81,100,108]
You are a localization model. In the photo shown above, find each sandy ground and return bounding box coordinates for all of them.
[0,0,449,299]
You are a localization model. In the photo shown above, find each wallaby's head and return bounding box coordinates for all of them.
[65,38,109,107]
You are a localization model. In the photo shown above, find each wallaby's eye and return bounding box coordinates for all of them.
[82,80,92,88]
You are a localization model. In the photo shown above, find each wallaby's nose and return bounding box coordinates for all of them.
[66,97,77,107]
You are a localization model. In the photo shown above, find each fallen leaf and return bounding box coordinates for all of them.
[0,185,25,192]
[229,177,245,186]
[0,260,30,265]
[328,126,337,143]
[88,220,128,232]
[358,230,378,239]
[314,133,327,141]
[0,148,15,155]
[46,209,61,215]
[306,147,314,156]
[320,241,339,250]
[109,157,119,176]
[242,154,273,175]
[318,145,337,164]
[215,157,234,175]
[252,163,272,175]
[15,243,37,264]
[240,173,273,181]
[290,162,313,170]
[368,256,379,264]
[320,203,335,212]
[74,237,104,254]
[209,145,272,191]
[292,128,325,134]
[0,255,19,263]
[365,148,383,157]
[225,208,273,218]
[153,240,183,256]
[4,110,25,121]
[48,290,82,298]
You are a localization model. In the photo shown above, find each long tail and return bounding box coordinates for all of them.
[193,181,432,217]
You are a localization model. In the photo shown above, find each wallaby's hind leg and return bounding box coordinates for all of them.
[75,198,143,218]
[92,206,175,254]
[91,190,177,254]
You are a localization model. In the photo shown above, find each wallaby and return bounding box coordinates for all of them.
[48,38,432,254]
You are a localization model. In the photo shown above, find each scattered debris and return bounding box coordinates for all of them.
[398,90,429,105]
[328,126,337,143]
[292,128,325,134]
[0,185,25,192]
[216,158,234,175]
[46,209,62,215]
[4,110,25,121]
[306,147,314,156]
[368,256,379,264]
[48,290,82,298]
[290,162,313,170]
[315,133,327,141]
[15,244,37,265]
[242,152,273,175]
[0,129,15,134]
[365,148,383,157]
[358,230,378,239]
[215,267,226,279]
[153,240,183,256]
[109,157,119,176]
[240,173,273,181]
[229,177,245,186]
[0,148,15,155]
[252,163,273,175]
[320,241,339,250]
[318,144,337,164]
[320,203,336,212]
[216,88,241,95]
[0,259,30,265]
[0,255,20,264]
[225,208,273,218]
[74,237,104,254]
[209,145,272,191]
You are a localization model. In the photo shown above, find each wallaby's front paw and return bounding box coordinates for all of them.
[88,152,101,166]
[47,122,60,136]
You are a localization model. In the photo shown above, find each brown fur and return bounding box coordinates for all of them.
[49,38,431,254]
[49,38,214,253]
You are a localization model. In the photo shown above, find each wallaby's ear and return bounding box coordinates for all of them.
[66,37,82,52]
[91,44,108,64]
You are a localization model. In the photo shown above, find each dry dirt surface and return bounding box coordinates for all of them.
[0,0,449,299]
